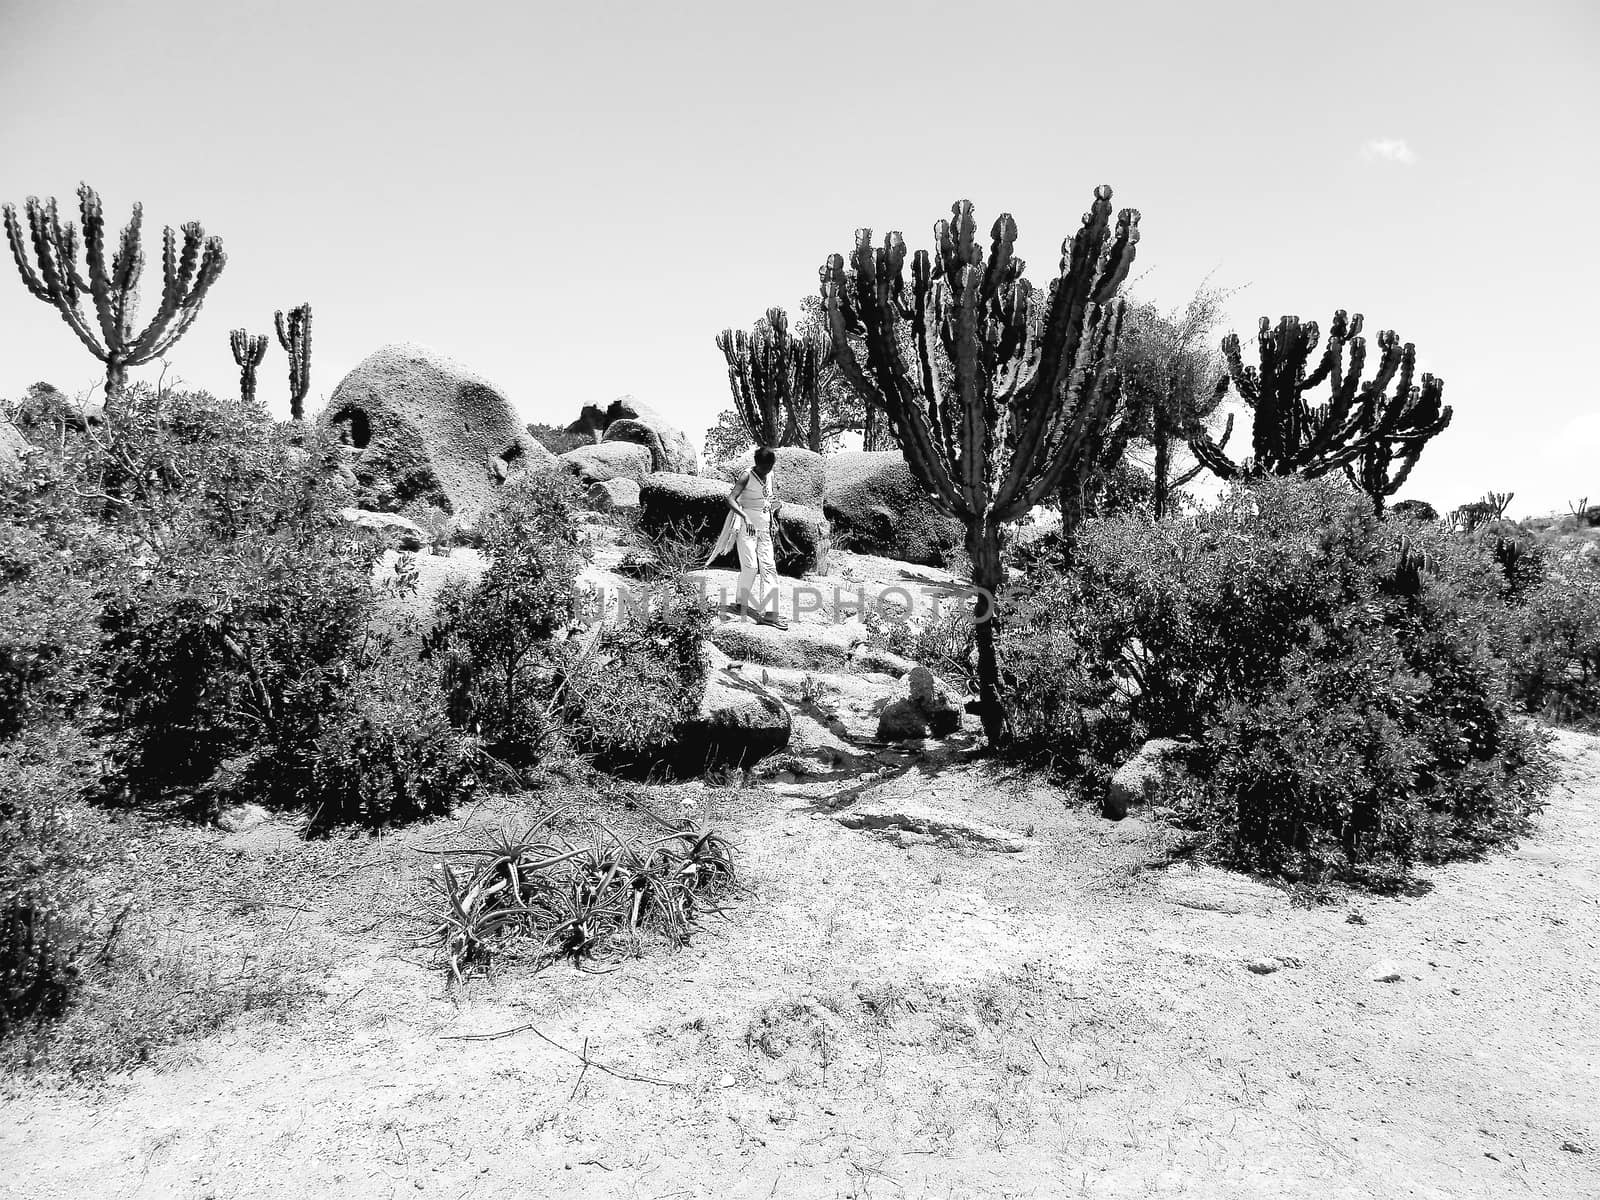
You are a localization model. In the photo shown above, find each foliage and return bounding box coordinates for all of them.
[1499,558,1600,727]
[425,470,589,768]
[563,576,712,764]
[1007,475,1552,881]
[305,655,481,832]
[0,728,118,1041]
[420,807,738,983]
[861,597,975,692]
[526,421,592,456]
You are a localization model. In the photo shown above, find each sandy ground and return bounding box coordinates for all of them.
[3,716,1598,1199]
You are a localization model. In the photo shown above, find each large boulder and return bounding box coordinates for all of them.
[317,344,547,518]
[824,451,962,566]
[637,473,828,576]
[657,664,791,777]
[600,395,698,475]
[714,447,826,509]
[559,441,652,486]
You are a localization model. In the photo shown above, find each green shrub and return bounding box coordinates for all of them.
[0,729,118,1041]
[1499,559,1600,727]
[1009,475,1552,881]
[305,656,481,832]
[564,576,712,764]
[426,470,589,767]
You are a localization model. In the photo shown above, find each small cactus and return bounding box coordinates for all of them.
[275,302,312,420]
[229,329,268,406]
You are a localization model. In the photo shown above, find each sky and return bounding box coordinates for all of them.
[1,0,1596,517]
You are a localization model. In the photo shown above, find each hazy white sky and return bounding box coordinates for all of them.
[2,0,1595,515]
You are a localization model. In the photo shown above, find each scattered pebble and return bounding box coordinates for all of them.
[718,1073,735,1088]
[1246,959,1280,975]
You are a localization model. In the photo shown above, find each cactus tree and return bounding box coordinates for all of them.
[3,183,226,403]
[274,303,312,420]
[229,329,268,405]
[716,307,829,451]
[820,186,1140,744]
[1190,310,1451,512]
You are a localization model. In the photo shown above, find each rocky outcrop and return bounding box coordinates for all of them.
[1105,738,1194,820]
[637,473,829,576]
[835,798,1026,853]
[560,441,653,486]
[317,344,544,517]
[597,396,698,475]
[824,451,962,566]
[657,663,790,776]
[714,447,826,509]
[586,477,640,513]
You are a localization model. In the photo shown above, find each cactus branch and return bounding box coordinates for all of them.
[716,306,831,451]
[2,183,225,405]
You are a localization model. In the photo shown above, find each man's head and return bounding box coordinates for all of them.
[754,446,777,476]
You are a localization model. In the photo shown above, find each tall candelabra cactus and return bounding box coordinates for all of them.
[275,303,312,420]
[716,307,829,451]
[3,183,226,404]
[229,329,268,405]
[1189,310,1451,512]
[820,186,1140,744]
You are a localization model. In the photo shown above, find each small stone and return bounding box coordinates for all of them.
[216,803,270,833]
[1245,959,1279,975]
[718,1073,736,1088]
[1368,959,1406,983]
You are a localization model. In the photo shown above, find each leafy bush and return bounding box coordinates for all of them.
[1499,559,1600,727]
[1005,475,1552,881]
[426,470,589,768]
[564,576,712,764]
[305,656,481,832]
[861,596,976,690]
[0,729,118,1041]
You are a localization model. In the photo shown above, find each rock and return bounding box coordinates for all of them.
[586,477,640,513]
[341,507,426,551]
[908,666,961,736]
[369,548,489,657]
[709,620,858,673]
[656,665,791,777]
[316,343,543,517]
[714,447,826,509]
[823,451,962,566]
[1105,737,1193,820]
[559,441,653,486]
[565,403,608,443]
[216,803,270,833]
[637,473,828,577]
[599,396,698,474]
[835,797,1026,853]
[848,644,919,678]
[1245,959,1280,975]
[1368,960,1407,984]
[772,502,830,576]
[876,697,929,741]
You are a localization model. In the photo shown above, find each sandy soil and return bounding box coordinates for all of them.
[3,716,1597,1199]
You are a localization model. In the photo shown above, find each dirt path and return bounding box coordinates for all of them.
[4,731,1598,1199]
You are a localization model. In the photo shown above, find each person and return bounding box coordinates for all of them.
[707,446,787,628]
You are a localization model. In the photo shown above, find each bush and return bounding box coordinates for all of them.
[305,656,481,832]
[1006,475,1552,881]
[426,470,589,767]
[1499,559,1600,727]
[0,729,118,1041]
[563,576,712,764]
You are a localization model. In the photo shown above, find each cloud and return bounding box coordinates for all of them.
[1360,137,1417,165]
